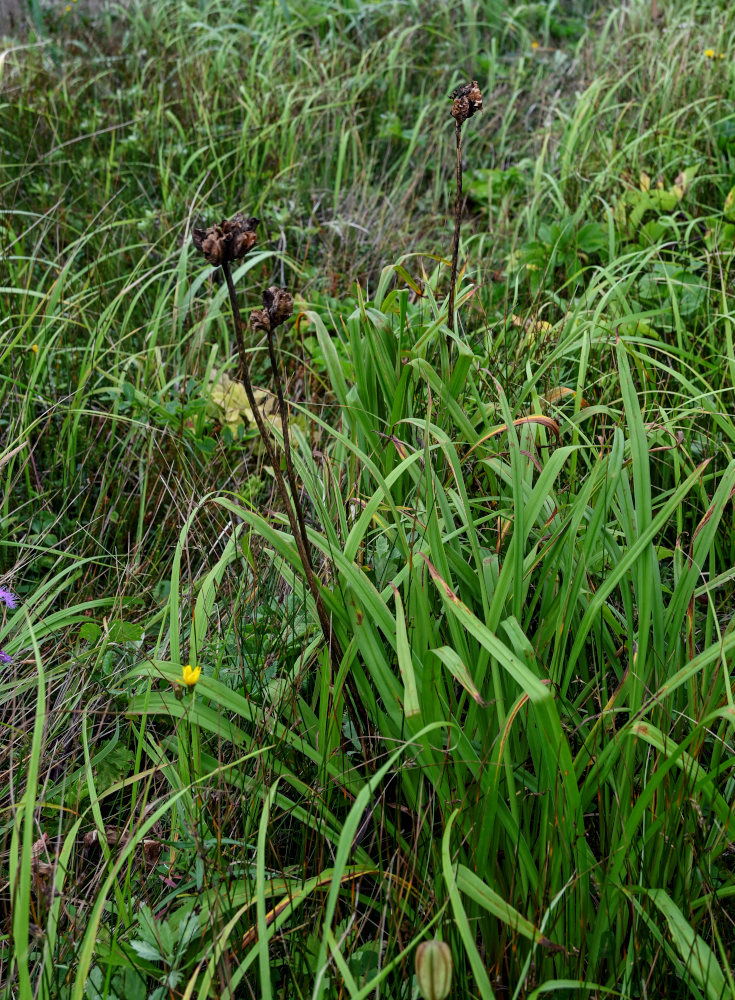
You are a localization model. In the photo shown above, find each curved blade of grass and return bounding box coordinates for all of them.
[8,624,45,1000]
[455,864,555,947]
[625,887,727,1000]
[422,554,549,703]
[257,779,280,1000]
[442,810,496,999]
[629,720,731,828]
[564,458,708,687]
[70,750,269,1000]
[431,646,486,706]
[311,721,451,1000]
[390,583,420,717]
[527,982,619,999]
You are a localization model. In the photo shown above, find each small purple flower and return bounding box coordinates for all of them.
[0,588,18,609]
[0,651,12,665]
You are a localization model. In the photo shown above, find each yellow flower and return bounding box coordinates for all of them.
[182,664,202,687]
[64,4,71,11]
[704,49,716,58]
[31,344,39,353]
[531,40,539,50]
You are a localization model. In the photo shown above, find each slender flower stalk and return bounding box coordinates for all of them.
[1,589,19,667]
[255,287,314,570]
[192,214,368,733]
[447,80,483,335]
[179,663,202,798]
[222,263,344,666]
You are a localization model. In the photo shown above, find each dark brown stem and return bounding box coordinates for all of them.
[265,327,314,576]
[222,262,337,656]
[447,120,463,335]
[267,330,369,732]
[223,262,249,380]
[262,325,369,736]
[222,262,370,737]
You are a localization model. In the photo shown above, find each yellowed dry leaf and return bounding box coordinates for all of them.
[208,373,276,434]
[510,313,553,335]
[543,386,588,408]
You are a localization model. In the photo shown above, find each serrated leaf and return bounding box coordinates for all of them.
[107,621,144,643]
[78,622,102,643]
[129,939,163,963]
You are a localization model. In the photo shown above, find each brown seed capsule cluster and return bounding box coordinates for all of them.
[251,286,294,334]
[450,80,483,124]
[191,213,259,266]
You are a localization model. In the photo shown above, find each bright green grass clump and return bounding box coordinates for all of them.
[1,0,734,997]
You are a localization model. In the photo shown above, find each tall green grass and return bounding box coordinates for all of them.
[1,0,734,997]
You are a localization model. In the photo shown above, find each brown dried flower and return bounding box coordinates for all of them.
[450,80,483,124]
[251,286,294,334]
[192,213,259,266]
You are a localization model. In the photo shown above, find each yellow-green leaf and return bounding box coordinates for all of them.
[724,184,735,221]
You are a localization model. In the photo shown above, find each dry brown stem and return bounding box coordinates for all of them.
[447,81,483,334]
[193,216,369,733]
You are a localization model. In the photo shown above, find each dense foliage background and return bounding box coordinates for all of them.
[1,0,734,997]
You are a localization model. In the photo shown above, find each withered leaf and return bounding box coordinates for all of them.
[143,839,163,868]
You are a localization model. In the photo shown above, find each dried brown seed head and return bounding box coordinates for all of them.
[250,308,271,334]
[251,286,294,335]
[262,286,294,328]
[192,213,259,266]
[450,80,483,124]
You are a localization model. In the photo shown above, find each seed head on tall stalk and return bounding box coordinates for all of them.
[447,80,482,335]
[191,213,369,732]
[192,214,334,650]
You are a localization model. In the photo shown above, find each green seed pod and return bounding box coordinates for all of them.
[415,939,453,1000]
